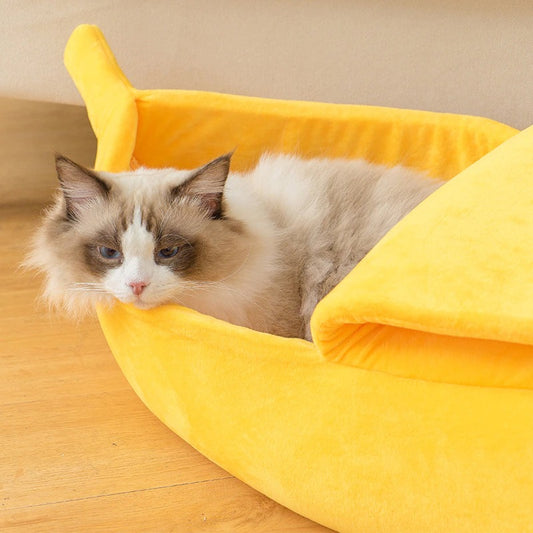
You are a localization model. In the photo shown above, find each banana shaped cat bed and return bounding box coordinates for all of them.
[65,25,533,533]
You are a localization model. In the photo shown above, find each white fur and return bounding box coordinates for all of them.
[103,207,163,308]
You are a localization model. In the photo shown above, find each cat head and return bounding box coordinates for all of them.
[27,153,258,316]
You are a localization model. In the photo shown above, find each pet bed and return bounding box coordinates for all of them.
[65,25,533,532]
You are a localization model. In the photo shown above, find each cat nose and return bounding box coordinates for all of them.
[129,281,149,296]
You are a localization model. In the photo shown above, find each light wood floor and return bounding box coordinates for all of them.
[0,99,334,532]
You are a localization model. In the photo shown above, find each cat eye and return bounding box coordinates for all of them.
[99,246,122,260]
[157,246,180,259]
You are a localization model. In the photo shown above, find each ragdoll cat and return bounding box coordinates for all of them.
[27,152,443,339]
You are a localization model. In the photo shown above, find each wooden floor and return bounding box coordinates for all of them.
[0,99,334,532]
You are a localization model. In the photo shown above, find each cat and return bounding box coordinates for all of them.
[27,152,443,340]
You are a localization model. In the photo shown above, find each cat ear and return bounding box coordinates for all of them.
[172,153,232,219]
[55,155,110,220]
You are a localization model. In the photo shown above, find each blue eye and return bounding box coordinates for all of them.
[99,246,122,260]
[158,246,180,259]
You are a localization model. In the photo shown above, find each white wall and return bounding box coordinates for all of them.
[1,0,532,128]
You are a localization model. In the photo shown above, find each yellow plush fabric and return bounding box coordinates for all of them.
[313,124,533,389]
[65,25,533,533]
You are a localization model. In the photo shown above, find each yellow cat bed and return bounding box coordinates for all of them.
[65,25,533,532]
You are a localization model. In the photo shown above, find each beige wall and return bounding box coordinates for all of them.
[1,0,532,128]
[0,98,96,206]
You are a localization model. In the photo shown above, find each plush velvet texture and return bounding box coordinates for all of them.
[312,124,533,390]
[65,25,533,533]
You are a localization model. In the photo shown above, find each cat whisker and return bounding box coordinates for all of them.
[67,288,107,293]
[214,252,252,284]
[178,252,253,290]
[67,282,107,294]
[177,279,259,306]
[169,295,194,307]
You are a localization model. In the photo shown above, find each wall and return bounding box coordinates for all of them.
[1,0,532,128]
[0,98,96,206]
